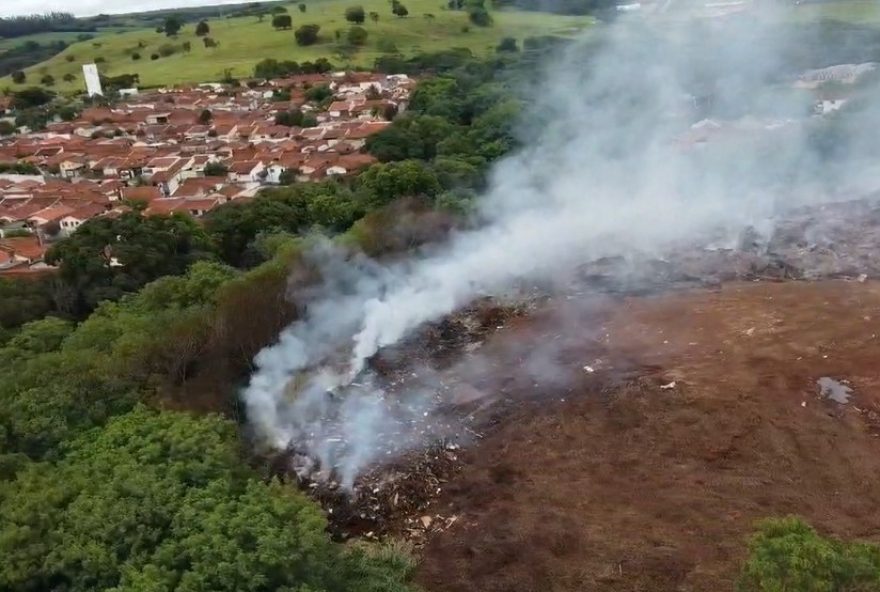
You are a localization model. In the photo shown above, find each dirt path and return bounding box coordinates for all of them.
[415,280,880,592]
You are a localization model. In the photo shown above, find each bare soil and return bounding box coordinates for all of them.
[414,279,880,592]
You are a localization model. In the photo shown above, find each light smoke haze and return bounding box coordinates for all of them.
[243,11,880,487]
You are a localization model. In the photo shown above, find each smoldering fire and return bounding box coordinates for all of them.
[243,12,880,489]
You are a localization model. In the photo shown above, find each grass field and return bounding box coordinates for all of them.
[786,0,880,24]
[0,0,591,92]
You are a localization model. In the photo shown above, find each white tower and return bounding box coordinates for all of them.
[82,64,103,97]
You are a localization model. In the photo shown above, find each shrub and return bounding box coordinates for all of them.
[347,25,368,46]
[150,53,160,60]
[94,56,106,63]
[11,71,26,84]
[272,14,292,29]
[65,55,75,62]
[158,43,177,57]
[299,3,307,11]
[203,37,218,48]
[40,74,55,86]
[369,10,379,22]
[392,0,409,16]
[295,24,320,46]
[62,73,76,82]
[345,5,366,23]
[195,20,210,36]
[377,38,398,53]
[496,36,517,52]
[132,52,141,60]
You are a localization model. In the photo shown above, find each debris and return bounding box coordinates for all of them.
[583,365,595,373]
[745,327,756,337]
[660,381,677,390]
[858,273,868,283]
[420,515,433,529]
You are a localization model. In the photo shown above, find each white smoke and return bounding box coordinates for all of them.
[243,10,880,487]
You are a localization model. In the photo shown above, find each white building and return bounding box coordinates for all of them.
[83,64,103,97]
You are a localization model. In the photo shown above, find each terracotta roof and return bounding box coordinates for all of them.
[0,236,47,261]
[122,186,163,203]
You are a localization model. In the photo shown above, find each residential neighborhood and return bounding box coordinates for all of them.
[0,70,415,274]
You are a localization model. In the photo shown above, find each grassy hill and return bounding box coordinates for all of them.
[0,0,591,92]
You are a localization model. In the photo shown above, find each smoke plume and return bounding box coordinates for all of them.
[244,9,880,487]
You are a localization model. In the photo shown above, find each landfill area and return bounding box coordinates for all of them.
[280,197,880,590]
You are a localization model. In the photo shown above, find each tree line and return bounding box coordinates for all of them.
[0,12,93,39]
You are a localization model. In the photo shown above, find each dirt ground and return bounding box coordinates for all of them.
[414,279,880,592]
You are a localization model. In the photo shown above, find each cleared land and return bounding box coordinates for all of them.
[414,279,880,591]
[0,0,591,91]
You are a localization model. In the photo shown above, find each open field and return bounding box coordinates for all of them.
[787,0,880,24]
[414,279,880,591]
[0,0,591,91]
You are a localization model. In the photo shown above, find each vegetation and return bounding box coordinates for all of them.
[0,162,40,175]
[296,24,322,46]
[348,25,369,46]
[272,14,293,30]
[346,5,367,24]
[0,0,592,89]
[204,161,230,177]
[739,517,880,592]
[195,20,210,36]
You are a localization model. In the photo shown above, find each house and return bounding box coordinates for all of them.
[28,203,76,228]
[0,235,49,268]
[59,202,108,236]
[145,112,172,125]
[229,160,266,183]
[59,157,86,179]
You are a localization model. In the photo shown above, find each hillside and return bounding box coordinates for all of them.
[0,0,591,91]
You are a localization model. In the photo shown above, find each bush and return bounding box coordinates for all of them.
[158,43,177,57]
[392,0,409,16]
[203,36,218,48]
[11,71,26,84]
[132,51,141,60]
[94,56,106,63]
[204,161,229,176]
[369,10,379,22]
[739,517,880,592]
[496,36,517,52]
[40,74,55,86]
[377,38,398,53]
[195,20,210,36]
[62,73,76,82]
[345,5,366,23]
[347,25,368,46]
[299,3,307,11]
[150,53,160,60]
[65,54,75,62]
[295,24,321,46]
[305,83,332,102]
[272,14,292,29]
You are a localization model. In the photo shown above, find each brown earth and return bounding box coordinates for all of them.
[414,279,880,592]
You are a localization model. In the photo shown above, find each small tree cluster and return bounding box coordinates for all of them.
[345,5,365,23]
[195,20,210,36]
[295,23,321,46]
[391,0,409,17]
[272,14,293,29]
[347,25,368,46]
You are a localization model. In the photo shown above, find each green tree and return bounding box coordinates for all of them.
[305,83,332,102]
[357,160,442,207]
[195,19,210,36]
[345,5,366,23]
[39,74,55,86]
[198,108,212,124]
[392,1,409,16]
[739,517,880,592]
[497,36,518,52]
[164,15,183,36]
[0,120,15,135]
[11,70,25,84]
[11,86,55,109]
[275,108,304,126]
[295,23,321,46]
[45,211,216,316]
[204,161,229,176]
[271,4,289,13]
[299,2,307,11]
[366,114,457,161]
[370,10,380,22]
[347,25,368,46]
[272,13,293,29]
